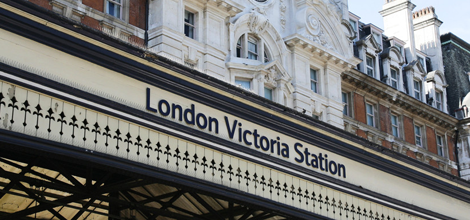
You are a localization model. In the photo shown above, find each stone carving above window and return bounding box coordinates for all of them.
[303,12,334,50]
[248,10,269,35]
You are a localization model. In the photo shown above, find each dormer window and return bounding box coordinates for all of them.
[349,19,357,32]
[414,80,422,100]
[366,56,375,77]
[418,57,425,70]
[390,68,399,89]
[436,91,443,110]
[373,33,382,48]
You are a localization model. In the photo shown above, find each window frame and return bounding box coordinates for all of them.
[235,78,251,90]
[264,87,273,101]
[366,103,376,127]
[366,56,375,77]
[342,92,350,116]
[184,10,196,39]
[414,124,423,147]
[390,68,399,89]
[435,91,443,111]
[436,135,445,157]
[391,114,399,138]
[310,68,318,93]
[105,0,123,19]
[414,80,422,100]
[247,36,259,60]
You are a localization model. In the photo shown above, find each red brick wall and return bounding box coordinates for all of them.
[382,140,392,149]
[82,16,101,30]
[403,116,415,145]
[406,150,416,159]
[429,159,439,168]
[28,0,52,10]
[447,134,455,161]
[83,0,104,12]
[356,129,367,139]
[451,168,459,176]
[354,93,366,124]
[379,105,390,134]
[426,127,437,154]
[130,0,146,29]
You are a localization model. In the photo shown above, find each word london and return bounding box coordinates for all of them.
[146,88,347,178]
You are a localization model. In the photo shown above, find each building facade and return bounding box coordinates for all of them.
[0,0,469,219]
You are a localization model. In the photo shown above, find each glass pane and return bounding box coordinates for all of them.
[391,115,397,125]
[366,57,373,67]
[414,126,421,135]
[437,136,442,145]
[248,41,257,53]
[115,4,120,18]
[391,69,397,79]
[235,79,251,90]
[264,87,272,100]
[108,2,115,15]
[392,126,398,137]
[367,115,374,126]
[185,11,194,24]
[248,53,257,60]
[367,68,374,77]
[310,69,317,80]
[392,81,397,89]
[366,104,373,114]
[311,81,317,93]
[349,19,357,31]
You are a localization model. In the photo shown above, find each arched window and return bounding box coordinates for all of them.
[235,34,271,63]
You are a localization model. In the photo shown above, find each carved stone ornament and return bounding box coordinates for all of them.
[304,12,334,50]
[248,0,275,15]
[264,67,278,87]
[248,10,269,35]
[280,0,287,30]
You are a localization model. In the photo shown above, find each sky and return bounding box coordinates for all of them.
[348,0,470,43]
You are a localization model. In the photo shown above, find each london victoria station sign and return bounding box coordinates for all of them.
[146,88,347,178]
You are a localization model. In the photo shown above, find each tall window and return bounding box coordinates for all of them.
[264,50,270,63]
[366,56,375,77]
[436,91,443,110]
[342,92,349,116]
[106,0,122,19]
[247,37,258,60]
[349,19,357,32]
[391,115,399,137]
[373,33,382,47]
[437,135,445,157]
[310,69,318,93]
[264,87,273,100]
[236,38,242,58]
[418,57,425,68]
[414,80,422,100]
[390,69,398,89]
[415,125,422,147]
[235,79,251,90]
[366,103,375,127]
[184,10,195,39]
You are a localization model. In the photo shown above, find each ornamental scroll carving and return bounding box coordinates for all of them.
[248,10,269,35]
[304,13,333,50]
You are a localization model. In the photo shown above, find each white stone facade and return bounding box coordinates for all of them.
[147,0,359,128]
